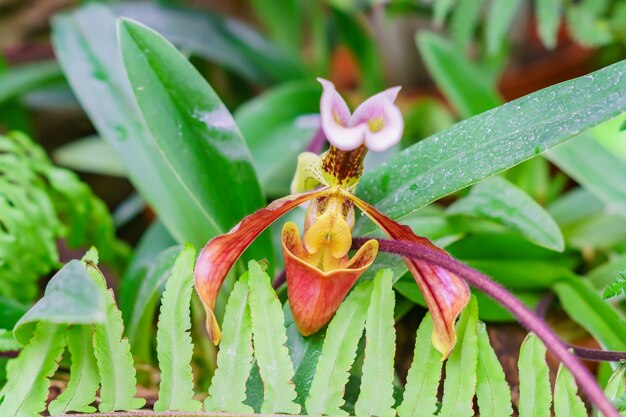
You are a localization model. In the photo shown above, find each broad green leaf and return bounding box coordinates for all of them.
[554,276,626,351]
[396,314,443,417]
[448,176,564,251]
[0,323,66,417]
[554,365,587,417]
[518,333,551,417]
[205,276,254,413]
[247,261,300,414]
[86,260,145,412]
[154,245,202,412]
[603,272,626,300]
[52,136,126,177]
[476,322,512,417]
[356,58,626,227]
[355,270,395,417]
[439,296,478,417]
[485,0,523,54]
[14,260,105,345]
[536,0,562,49]
[234,80,319,196]
[0,61,64,104]
[48,325,99,415]
[114,2,304,84]
[547,134,626,218]
[417,31,501,119]
[450,0,486,53]
[305,282,373,416]
[118,18,272,264]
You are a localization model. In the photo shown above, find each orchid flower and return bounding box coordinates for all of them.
[194,78,470,358]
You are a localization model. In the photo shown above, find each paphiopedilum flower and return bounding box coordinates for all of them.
[195,79,469,358]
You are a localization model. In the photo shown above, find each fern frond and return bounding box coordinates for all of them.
[0,322,66,417]
[518,333,552,417]
[475,321,512,417]
[48,325,100,415]
[153,245,201,412]
[305,281,372,416]
[554,364,587,417]
[354,270,396,417]
[205,274,254,413]
[248,260,300,414]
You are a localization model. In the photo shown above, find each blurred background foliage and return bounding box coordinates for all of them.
[1,0,626,407]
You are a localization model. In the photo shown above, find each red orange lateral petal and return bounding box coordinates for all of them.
[282,221,379,335]
[194,188,329,344]
[346,191,470,358]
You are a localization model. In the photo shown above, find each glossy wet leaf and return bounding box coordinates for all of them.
[357,58,626,228]
[448,176,564,251]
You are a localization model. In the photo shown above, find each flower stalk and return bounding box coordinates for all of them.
[352,237,621,417]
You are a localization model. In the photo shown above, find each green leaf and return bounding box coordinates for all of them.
[356,58,626,228]
[518,333,552,417]
[448,176,564,251]
[0,61,64,104]
[485,0,523,54]
[396,314,442,417]
[536,0,562,49]
[417,31,501,119]
[250,0,301,56]
[115,2,304,84]
[14,260,105,345]
[247,261,300,414]
[553,365,587,417]
[602,364,625,415]
[476,322,512,417]
[603,272,626,300]
[154,245,202,412]
[355,270,395,417]
[0,329,20,352]
[48,325,100,415]
[547,134,626,219]
[450,0,486,53]
[439,296,478,417]
[0,323,66,417]
[588,254,626,289]
[554,276,626,351]
[433,0,458,26]
[205,275,254,413]
[52,136,126,177]
[305,282,372,416]
[0,297,28,330]
[86,260,145,412]
[118,18,272,264]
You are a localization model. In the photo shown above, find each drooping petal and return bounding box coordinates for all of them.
[318,78,367,151]
[346,192,469,358]
[194,188,329,344]
[350,86,403,152]
[282,221,379,335]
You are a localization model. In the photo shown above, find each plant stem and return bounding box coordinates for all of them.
[352,237,620,417]
[570,346,626,363]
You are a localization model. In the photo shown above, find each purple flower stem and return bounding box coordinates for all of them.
[305,126,327,154]
[352,237,620,417]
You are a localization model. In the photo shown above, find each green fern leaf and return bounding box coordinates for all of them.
[305,281,372,416]
[205,274,254,413]
[354,269,396,417]
[0,322,66,417]
[554,364,587,417]
[396,314,443,417]
[248,260,300,414]
[85,258,145,412]
[485,0,523,54]
[450,0,486,53]
[602,271,626,300]
[602,364,625,415]
[476,321,512,417]
[439,296,479,417]
[48,325,99,415]
[518,333,551,417]
[154,245,202,412]
[535,0,562,49]
[434,0,458,26]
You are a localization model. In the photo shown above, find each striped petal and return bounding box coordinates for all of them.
[194,188,329,344]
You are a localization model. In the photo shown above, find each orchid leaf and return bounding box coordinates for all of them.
[154,245,201,412]
[248,261,300,414]
[554,365,587,417]
[396,314,442,417]
[355,270,396,417]
[305,282,372,416]
[518,333,551,417]
[357,58,626,227]
[205,275,254,413]
[48,325,99,415]
[439,296,478,417]
[476,322,512,417]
